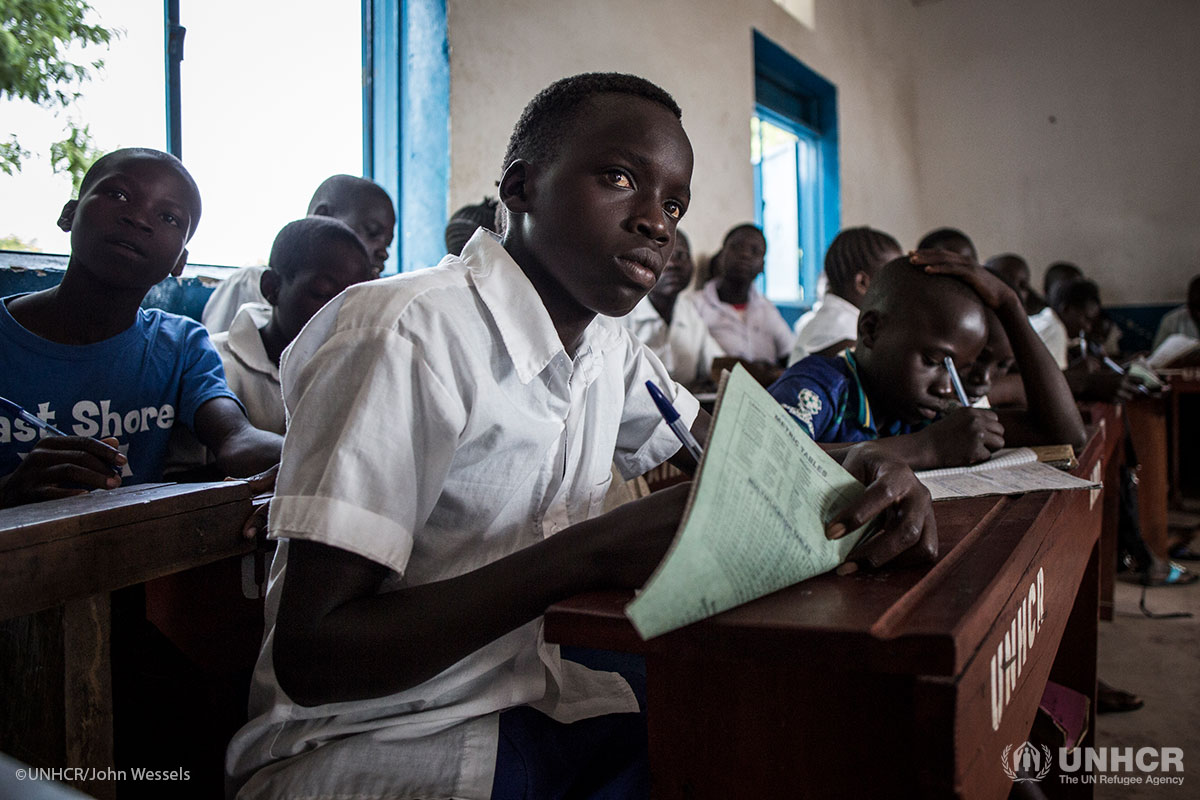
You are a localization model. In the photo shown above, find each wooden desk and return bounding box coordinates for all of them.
[1125,394,1170,559]
[546,431,1107,799]
[1162,368,1200,509]
[0,482,256,800]
[1079,402,1125,621]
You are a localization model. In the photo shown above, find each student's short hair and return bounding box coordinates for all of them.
[1053,277,1101,312]
[444,196,500,256]
[824,226,901,297]
[1043,261,1082,304]
[306,174,394,218]
[917,227,977,260]
[862,255,983,319]
[501,72,682,173]
[984,253,1029,289]
[268,217,369,281]
[79,148,202,238]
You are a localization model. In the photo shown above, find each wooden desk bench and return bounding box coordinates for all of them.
[0,482,257,799]
[546,428,1108,799]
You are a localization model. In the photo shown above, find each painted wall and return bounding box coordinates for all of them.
[445,0,924,263]
[909,0,1200,305]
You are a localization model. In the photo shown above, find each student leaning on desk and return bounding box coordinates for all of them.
[0,147,281,509]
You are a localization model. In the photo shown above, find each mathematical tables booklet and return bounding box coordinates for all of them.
[625,365,872,640]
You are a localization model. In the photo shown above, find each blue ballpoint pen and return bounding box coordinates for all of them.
[645,380,704,464]
[943,356,971,407]
[0,395,71,437]
[0,395,123,474]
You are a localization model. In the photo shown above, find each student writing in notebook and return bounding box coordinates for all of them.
[226,73,938,800]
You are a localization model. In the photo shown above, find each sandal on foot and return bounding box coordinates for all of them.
[1141,561,1199,587]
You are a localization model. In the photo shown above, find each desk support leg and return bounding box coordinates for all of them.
[63,594,114,799]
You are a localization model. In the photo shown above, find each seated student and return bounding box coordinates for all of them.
[922,255,1086,450]
[0,147,281,507]
[225,72,937,800]
[1054,277,1149,402]
[445,196,502,257]
[1028,261,1082,367]
[212,217,376,434]
[620,230,722,389]
[692,223,794,370]
[201,175,396,333]
[769,254,1007,470]
[1151,273,1200,350]
[790,226,901,364]
[985,253,1039,315]
[916,227,978,261]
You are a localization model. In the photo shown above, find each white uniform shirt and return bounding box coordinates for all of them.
[691,279,794,363]
[1152,305,1199,351]
[620,288,723,388]
[202,266,268,334]
[1030,307,1070,369]
[788,292,860,366]
[226,230,698,799]
[210,303,284,434]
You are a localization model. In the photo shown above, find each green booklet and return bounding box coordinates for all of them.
[625,365,873,640]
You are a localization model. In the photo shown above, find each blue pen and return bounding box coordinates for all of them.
[645,380,704,464]
[0,395,123,474]
[0,395,71,437]
[943,356,971,407]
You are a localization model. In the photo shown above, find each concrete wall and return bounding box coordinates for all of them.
[446,0,924,261]
[909,0,1200,305]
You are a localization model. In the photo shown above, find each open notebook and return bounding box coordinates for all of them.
[915,446,1099,501]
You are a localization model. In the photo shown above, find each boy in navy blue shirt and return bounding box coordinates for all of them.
[771,253,1086,468]
[0,148,281,507]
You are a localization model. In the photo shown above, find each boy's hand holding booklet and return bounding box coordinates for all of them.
[625,365,874,640]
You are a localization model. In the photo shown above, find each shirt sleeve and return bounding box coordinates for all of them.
[767,360,838,441]
[613,330,699,480]
[269,319,467,576]
[175,318,244,430]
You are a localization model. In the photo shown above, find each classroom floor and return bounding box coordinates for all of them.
[1094,574,1200,798]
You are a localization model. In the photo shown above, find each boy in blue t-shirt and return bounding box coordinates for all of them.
[770,253,1086,469]
[0,147,281,507]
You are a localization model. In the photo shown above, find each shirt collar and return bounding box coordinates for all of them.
[225,303,277,377]
[839,348,876,434]
[461,229,619,384]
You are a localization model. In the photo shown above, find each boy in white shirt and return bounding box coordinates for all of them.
[211,217,375,433]
[621,231,722,389]
[790,226,901,365]
[227,72,938,800]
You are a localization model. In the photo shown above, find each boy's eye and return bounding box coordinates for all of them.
[161,213,180,227]
[664,200,684,220]
[605,170,633,189]
[921,354,940,368]
[107,189,128,201]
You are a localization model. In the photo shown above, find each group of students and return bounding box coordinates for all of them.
[0,70,1191,799]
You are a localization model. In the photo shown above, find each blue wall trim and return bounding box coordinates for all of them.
[366,0,449,274]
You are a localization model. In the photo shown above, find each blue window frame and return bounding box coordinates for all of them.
[161,0,449,274]
[751,30,839,322]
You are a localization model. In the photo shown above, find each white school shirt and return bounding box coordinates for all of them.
[201,265,268,334]
[692,279,794,363]
[1151,305,1199,351]
[209,303,284,434]
[1030,307,1070,369]
[620,288,723,388]
[226,229,698,800]
[788,292,860,366]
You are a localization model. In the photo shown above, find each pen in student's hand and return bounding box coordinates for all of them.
[0,395,123,474]
[0,395,71,437]
[943,356,971,407]
[645,380,704,464]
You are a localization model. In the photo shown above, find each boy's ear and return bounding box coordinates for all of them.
[170,248,188,278]
[498,160,535,214]
[259,268,280,306]
[57,200,79,232]
[853,270,872,298]
[858,309,881,349]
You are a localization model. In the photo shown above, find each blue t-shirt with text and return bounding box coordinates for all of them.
[0,295,240,485]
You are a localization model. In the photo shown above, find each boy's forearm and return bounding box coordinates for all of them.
[275,485,689,706]
[997,303,1086,449]
[214,427,283,477]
